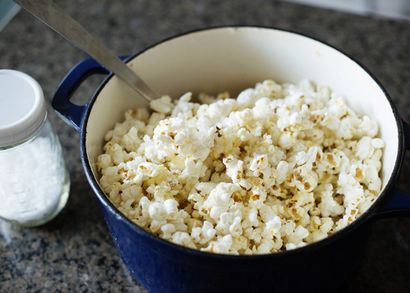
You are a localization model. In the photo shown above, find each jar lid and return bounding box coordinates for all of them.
[0,70,47,147]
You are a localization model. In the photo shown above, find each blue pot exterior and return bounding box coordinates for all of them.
[102,204,369,293]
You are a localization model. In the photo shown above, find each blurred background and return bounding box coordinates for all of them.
[284,0,410,21]
[1,0,410,31]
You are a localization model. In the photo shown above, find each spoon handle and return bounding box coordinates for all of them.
[15,0,156,102]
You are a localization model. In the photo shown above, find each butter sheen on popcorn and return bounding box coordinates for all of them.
[97,80,384,255]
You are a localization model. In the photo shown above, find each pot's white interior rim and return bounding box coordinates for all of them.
[80,26,404,257]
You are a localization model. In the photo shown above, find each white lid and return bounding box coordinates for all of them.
[0,70,47,147]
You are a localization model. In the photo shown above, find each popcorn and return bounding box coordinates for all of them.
[172,232,196,248]
[97,79,384,254]
[164,199,179,216]
[223,156,244,183]
[371,138,385,149]
[150,96,173,114]
[160,223,176,239]
[203,183,237,220]
[318,184,344,217]
[97,154,112,170]
[263,216,282,238]
[148,202,167,221]
[356,136,374,160]
[203,234,233,254]
[192,221,216,244]
[279,132,296,149]
[276,161,290,184]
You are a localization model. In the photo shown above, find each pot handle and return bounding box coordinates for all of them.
[374,188,410,218]
[52,56,128,131]
[373,119,410,218]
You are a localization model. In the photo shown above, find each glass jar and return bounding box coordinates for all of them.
[0,70,70,227]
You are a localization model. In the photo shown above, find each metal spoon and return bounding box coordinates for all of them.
[15,0,157,102]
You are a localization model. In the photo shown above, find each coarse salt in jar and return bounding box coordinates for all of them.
[0,69,70,227]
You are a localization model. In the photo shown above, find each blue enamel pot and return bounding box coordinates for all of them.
[52,26,410,293]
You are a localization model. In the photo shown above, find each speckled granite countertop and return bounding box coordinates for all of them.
[1,0,409,292]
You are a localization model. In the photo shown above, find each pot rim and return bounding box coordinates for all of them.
[80,25,405,259]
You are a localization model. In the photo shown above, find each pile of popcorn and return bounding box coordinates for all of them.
[97,80,384,254]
